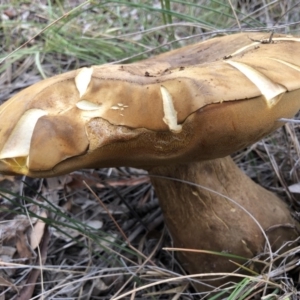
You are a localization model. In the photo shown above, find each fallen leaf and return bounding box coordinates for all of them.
[16,232,32,259]
[288,183,300,193]
[30,211,47,250]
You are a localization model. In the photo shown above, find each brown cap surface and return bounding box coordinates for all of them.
[0,32,300,176]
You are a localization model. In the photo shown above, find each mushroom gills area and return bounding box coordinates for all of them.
[150,156,299,291]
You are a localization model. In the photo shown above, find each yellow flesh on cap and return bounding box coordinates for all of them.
[75,67,93,98]
[160,86,182,133]
[225,60,286,107]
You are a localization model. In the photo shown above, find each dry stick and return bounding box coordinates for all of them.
[163,246,296,270]
[0,1,90,65]
[244,287,265,300]
[14,228,50,300]
[19,178,46,299]
[130,282,136,300]
[112,272,282,300]
[279,118,300,124]
[228,260,259,276]
[83,181,156,266]
[233,0,279,25]
[110,25,300,65]
[83,180,163,300]
[163,248,247,260]
[227,0,241,30]
[263,141,295,206]
[283,122,300,179]
[111,228,165,299]
[30,273,134,300]
[108,22,210,39]
[273,1,300,27]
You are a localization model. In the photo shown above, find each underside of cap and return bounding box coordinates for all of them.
[0,32,300,176]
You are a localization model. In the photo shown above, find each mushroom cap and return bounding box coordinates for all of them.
[0,32,300,177]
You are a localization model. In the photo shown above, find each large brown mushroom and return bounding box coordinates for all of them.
[1,32,300,290]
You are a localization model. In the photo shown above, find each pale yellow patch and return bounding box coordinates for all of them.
[75,67,93,98]
[0,109,47,160]
[226,60,286,107]
[76,100,102,110]
[160,86,182,133]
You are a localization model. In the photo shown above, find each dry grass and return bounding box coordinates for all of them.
[1,0,300,299]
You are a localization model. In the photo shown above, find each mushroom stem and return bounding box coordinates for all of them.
[150,156,299,290]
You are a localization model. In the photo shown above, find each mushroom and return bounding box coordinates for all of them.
[1,32,300,290]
